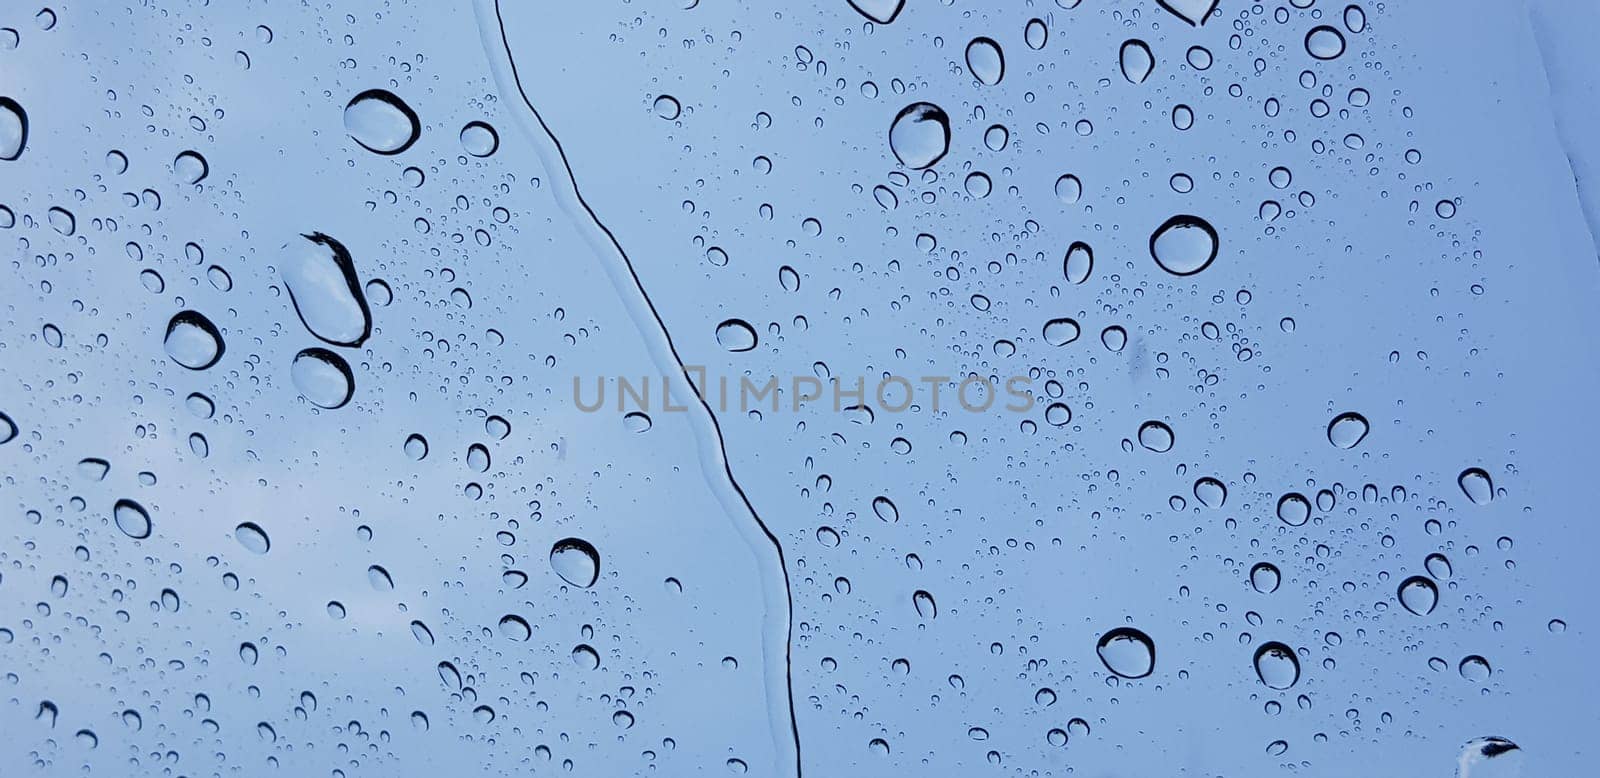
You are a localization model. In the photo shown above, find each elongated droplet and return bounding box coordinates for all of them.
[291,348,354,409]
[0,97,26,161]
[889,102,951,170]
[164,311,224,370]
[344,90,420,155]
[913,589,936,619]
[550,538,600,588]
[1096,627,1155,678]
[234,522,270,554]
[282,233,372,347]
[1063,241,1093,284]
[965,37,1005,85]
[1119,39,1154,83]
[1458,467,1493,505]
[113,499,152,540]
[1305,25,1346,60]
[1253,642,1300,689]
[1250,562,1280,594]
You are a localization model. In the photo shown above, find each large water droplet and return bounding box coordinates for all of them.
[0,411,16,445]
[1138,421,1174,452]
[1096,627,1155,678]
[1043,318,1081,347]
[1250,562,1280,594]
[965,37,1004,85]
[889,102,951,170]
[174,150,208,184]
[234,522,270,554]
[281,233,372,347]
[1456,736,1521,778]
[1063,241,1093,284]
[1156,0,1217,26]
[1305,26,1347,60]
[715,318,758,352]
[1425,553,1453,580]
[113,499,152,540]
[0,97,26,161]
[1150,215,1219,276]
[1253,642,1300,689]
[344,90,420,155]
[164,311,224,370]
[1327,412,1369,449]
[404,433,429,460]
[1398,575,1438,616]
[1459,655,1492,683]
[1054,174,1082,204]
[1119,39,1154,83]
[1024,18,1048,50]
[1276,492,1311,527]
[1193,477,1227,508]
[291,348,354,409]
[1458,467,1494,505]
[550,537,600,588]
[846,0,904,24]
[498,614,531,641]
[459,121,499,157]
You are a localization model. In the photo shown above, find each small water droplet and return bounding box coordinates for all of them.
[234,522,270,554]
[1327,412,1369,449]
[1194,477,1227,507]
[459,121,499,157]
[1276,493,1311,527]
[1054,174,1082,204]
[367,564,394,591]
[1398,575,1439,616]
[290,348,354,409]
[1459,655,1492,683]
[1305,26,1347,60]
[652,94,681,120]
[174,150,208,184]
[1250,562,1281,594]
[1137,421,1174,452]
[1253,642,1300,689]
[715,319,758,352]
[1458,467,1494,505]
[163,311,224,370]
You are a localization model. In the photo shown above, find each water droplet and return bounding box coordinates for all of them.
[964,171,992,198]
[1344,4,1367,34]
[0,97,26,161]
[1276,493,1311,527]
[1137,421,1174,452]
[1063,241,1093,284]
[78,457,110,481]
[1156,0,1217,26]
[965,37,1004,85]
[652,94,681,120]
[344,90,420,155]
[1253,642,1300,689]
[367,565,394,591]
[1043,318,1081,346]
[1266,740,1289,757]
[164,311,224,370]
[1425,553,1453,580]
[498,615,531,641]
[174,150,208,184]
[1096,627,1155,678]
[715,318,758,352]
[459,121,499,157]
[282,233,372,347]
[1459,655,1492,683]
[1054,174,1082,204]
[47,206,75,236]
[290,348,354,409]
[1186,45,1213,70]
[872,495,899,522]
[326,601,345,619]
[1150,215,1219,276]
[1024,18,1048,50]
[1045,403,1072,427]
[1327,412,1369,449]
[1305,26,1346,60]
[113,499,151,540]
[550,537,600,588]
[623,411,653,432]
[571,643,601,669]
[1194,477,1227,508]
[1457,737,1521,777]
[1458,467,1494,505]
[403,433,429,460]
[1398,575,1438,616]
[913,590,937,619]
[234,522,270,554]
[846,0,904,24]
[411,620,435,645]
[888,102,950,170]
[1119,39,1154,83]
[1250,562,1281,594]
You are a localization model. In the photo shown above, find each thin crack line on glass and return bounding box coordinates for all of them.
[472,1,803,774]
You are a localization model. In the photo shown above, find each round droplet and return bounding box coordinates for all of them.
[404,433,429,460]
[1137,421,1174,452]
[1101,325,1127,352]
[1458,468,1493,505]
[965,37,1005,85]
[1150,215,1219,276]
[1253,642,1300,689]
[498,615,531,641]
[1043,318,1081,346]
[164,311,224,370]
[653,95,681,120]
[0,97,27,161]
[1063,241,1092,284]
[1097,627,1155,679]
[344,90,420,155]
[571,643,601,669]
[1054,174,1082,204]
[1186,45,1213,70]
[715,319,758,352]
[1119,39,1154,83]
[1327,412,1369,449]
[1024,18,1048,50]
[291,348,354,409]
[550,537,600,588]
[282,233,372,347]
[1305,26,1346,60]
[1250,562,1280,594]
[174,151,208,184]
[113,499,152,540]
[1194,477,1227,508]
[1276,493,1311,527]
[459,121,499,157]
[234,522,270,554]
[1397,575,1438,616]
[889,102,951,170]
[1458,655,1492,683]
